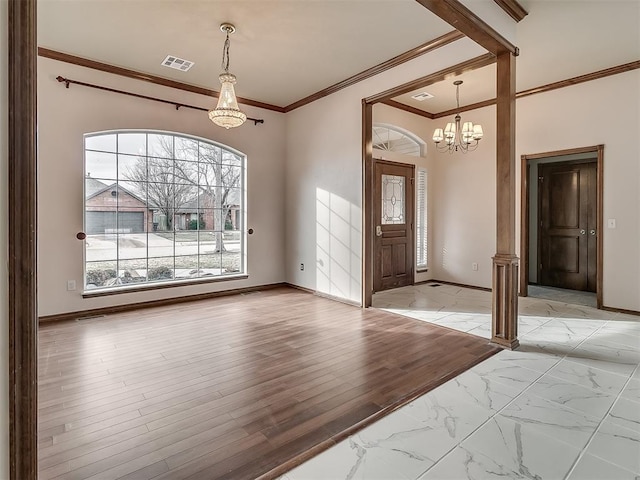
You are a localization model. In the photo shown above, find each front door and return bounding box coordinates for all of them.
[539,161,597,291]
[373,159,414,292]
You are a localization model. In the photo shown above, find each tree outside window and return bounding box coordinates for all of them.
[84,131,246,290]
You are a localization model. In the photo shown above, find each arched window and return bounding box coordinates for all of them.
[83,130,246,291]
[372,123,425,157]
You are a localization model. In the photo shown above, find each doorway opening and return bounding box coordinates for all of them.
[520,145,604,309]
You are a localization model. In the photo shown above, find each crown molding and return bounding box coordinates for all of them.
[493,0,528,22]
[516,60,640,99]
[284,30,464,112]
[39,30,464,116]
[380,99,435,119]
[427,59,640,119]
[37,47,286,113]
[365,53,496,105]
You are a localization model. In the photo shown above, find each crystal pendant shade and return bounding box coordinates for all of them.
[208,73,247,129]
[209,24,246,129]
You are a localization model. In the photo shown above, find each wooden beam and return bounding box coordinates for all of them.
[37,47,286,113]
[365,53,496,104]
[284,31,464,112]
[491,51,519,350]
[380,99,435,119]
[493,0,528,22]
[8,0,38,478]
[414,0,518,56]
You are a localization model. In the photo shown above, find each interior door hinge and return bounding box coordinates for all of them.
[540,263,543,270]
[539,176,544,182]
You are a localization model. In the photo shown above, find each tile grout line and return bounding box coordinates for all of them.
[562,354,640,478]
[418,316,622,479]
[371,288,638,480]
[414,340,568,478]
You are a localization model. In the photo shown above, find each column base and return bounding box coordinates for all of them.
[491,254,519,349]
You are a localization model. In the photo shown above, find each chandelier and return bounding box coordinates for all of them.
[432,80,483,153]
[209,23,247,129]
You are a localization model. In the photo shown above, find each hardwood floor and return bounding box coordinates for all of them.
[38,287,500,480]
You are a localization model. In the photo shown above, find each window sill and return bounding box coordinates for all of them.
[82,274,249,298]
[416,268,429,273]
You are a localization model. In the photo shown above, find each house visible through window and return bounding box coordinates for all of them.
[416,167,428,270]
[84,131,246,290]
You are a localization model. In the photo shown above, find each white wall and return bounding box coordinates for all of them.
[373,103,434,284]
[38,57,286,316]
[285,38,486,303]
[430,105,496,288]
[517,71,640,311]
[0,1,9,477]
[430,71,640,311]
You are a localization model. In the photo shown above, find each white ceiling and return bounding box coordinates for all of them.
[37,0,453,108]
[391,1,640,115]
[394,64,496,114]
[37,0,640,112]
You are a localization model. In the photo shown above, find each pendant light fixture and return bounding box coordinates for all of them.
[208,23,247,129]
[432,80,483,153]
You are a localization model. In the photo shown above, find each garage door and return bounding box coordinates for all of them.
[86,211,144,234]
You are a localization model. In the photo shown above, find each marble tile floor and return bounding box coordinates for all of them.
[528,285,598,309]
[280,283,640,480]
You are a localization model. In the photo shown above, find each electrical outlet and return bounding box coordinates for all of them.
[607,219,616,229]
[472,262,478,271]
[300,263,304,271]
[67,280,76,291]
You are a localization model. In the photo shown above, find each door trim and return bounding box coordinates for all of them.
[520,145,604,308]
[372,159,415,293]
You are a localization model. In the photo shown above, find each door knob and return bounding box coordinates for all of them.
[580,229,586,235]
[590,230,596,236]
[376,225,382,237]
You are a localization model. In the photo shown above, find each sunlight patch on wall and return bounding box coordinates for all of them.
[316,188,361,303]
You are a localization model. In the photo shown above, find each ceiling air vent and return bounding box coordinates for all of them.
[161,55,195,72]
[411,92,434,101]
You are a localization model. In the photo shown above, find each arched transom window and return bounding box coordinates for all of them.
[373,123,425,157]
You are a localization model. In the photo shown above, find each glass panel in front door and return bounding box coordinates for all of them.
[381,174,405,224]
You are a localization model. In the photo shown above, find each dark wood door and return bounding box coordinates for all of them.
[539,161,597,291]
[373,160,414,292]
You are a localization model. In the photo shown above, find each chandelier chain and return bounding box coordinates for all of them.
[221,31,230,73]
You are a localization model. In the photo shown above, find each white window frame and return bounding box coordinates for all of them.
[416,167,428,271]
[82,130,247,295]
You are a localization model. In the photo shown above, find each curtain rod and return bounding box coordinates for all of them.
[55,76,265,126]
